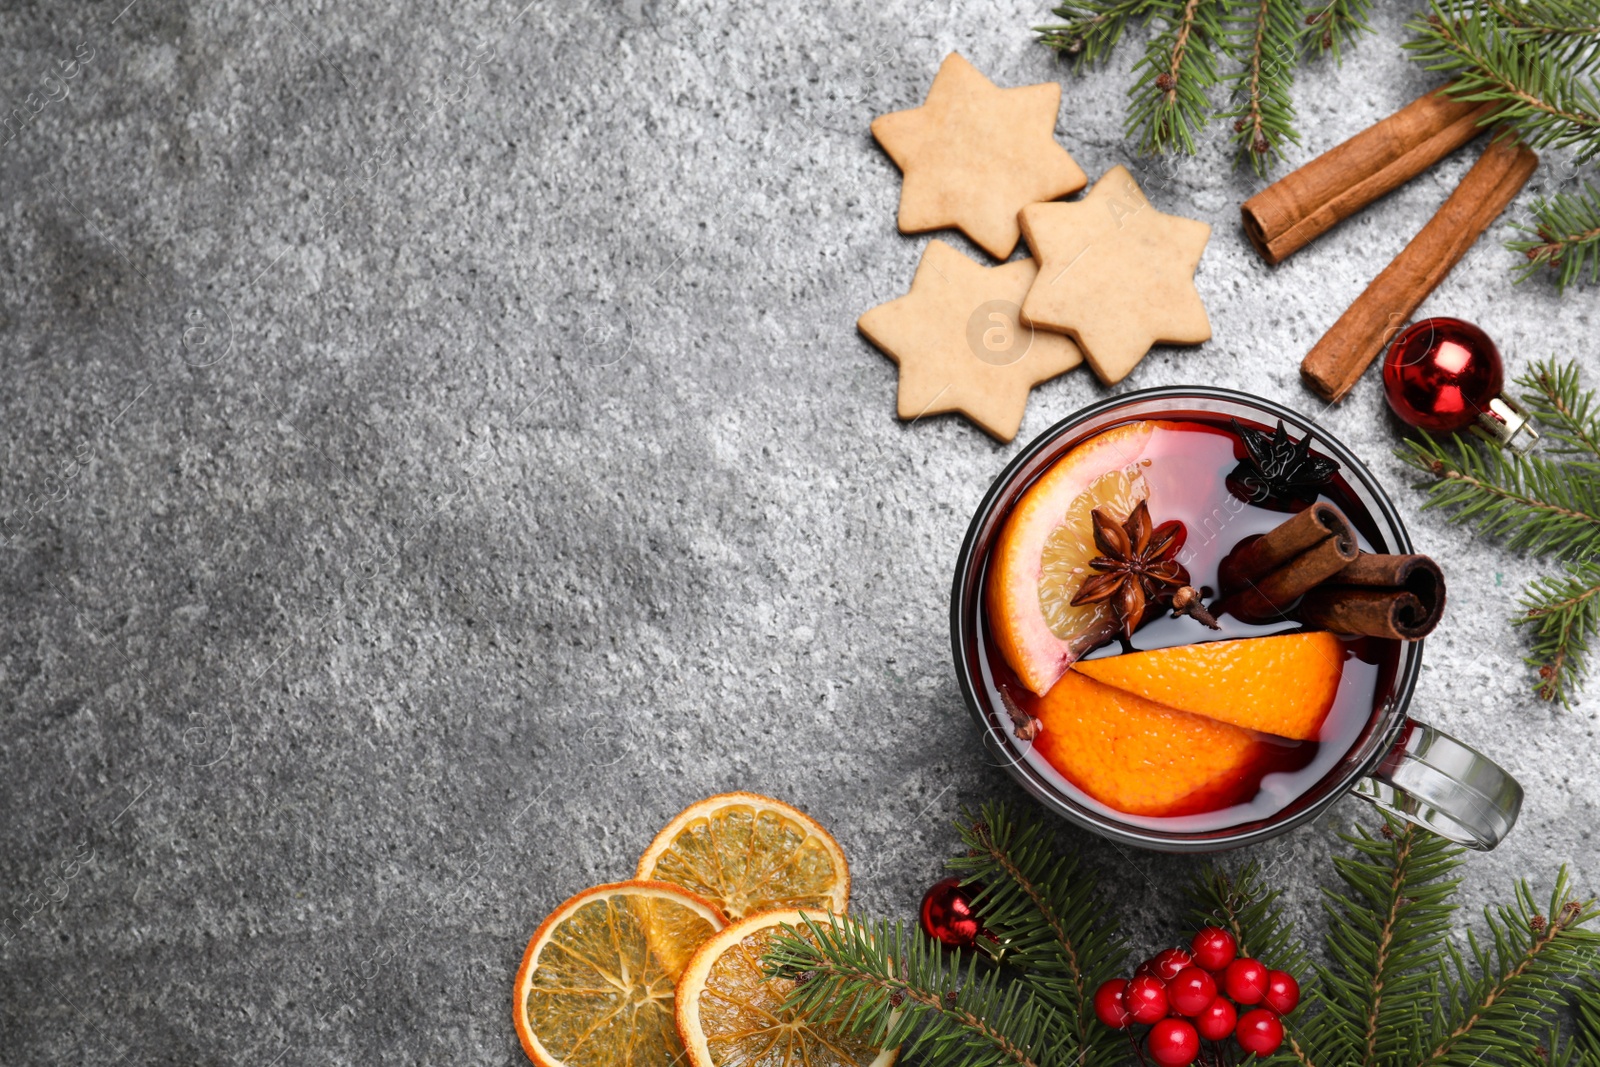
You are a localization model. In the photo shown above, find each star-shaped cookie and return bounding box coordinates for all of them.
[859,239,1084,442]
[871,53,1088,260]
[1018,166,1212,385]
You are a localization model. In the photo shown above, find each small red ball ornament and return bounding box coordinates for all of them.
[1263,969,1301,1015]
[1137,948,1195,982]
[1196,996,1238,1041]
[919,877,984,948]
[1223,958,1270,1005]
[1094,978,1133,1029]
[1148,1018,1201,1067]
[1168,966,1219,1016]
[1382,318,1538,451]
[1125,974,1171,1024]
[1189,926,1238,972]
[1236,1008,1286,1056]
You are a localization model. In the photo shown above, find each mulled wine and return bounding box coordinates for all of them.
[974,416,1401,835]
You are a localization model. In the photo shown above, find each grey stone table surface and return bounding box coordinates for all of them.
[2,0,1596,1063]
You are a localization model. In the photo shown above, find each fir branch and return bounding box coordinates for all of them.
[1398,431,1600,560]
[1486,0,1600,38]
[948,802,1127,1067]
[1037,0,1162,67]
[1553,1037,1596,1067]
[1509,181,1600,291]
[1509,359,1600,703]
[1572,975,1600,1067]
[1419,870,1600,1067]
[1519,357,1600,458]
[1034,0,1379,164]
[1307,820,1465,1067]
[1222,0,1305,174]
[1127,0,1228,154]
[767,819,1600,1067]
[1406,0,1600,160]
[1401,360,1600,701]
[1579,975,1600,1047]
[1518,557,1600,703]
[1552,1026,1600,1067]
[765,914,1076,1067]
[1304,0,1374,59]
[1186,860,1309,976]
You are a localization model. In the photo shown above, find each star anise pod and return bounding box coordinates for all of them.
[1070,502,1193,639]
[1228,418,1340,509]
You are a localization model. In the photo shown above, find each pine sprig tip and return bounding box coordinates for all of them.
[1398,357,1600,703]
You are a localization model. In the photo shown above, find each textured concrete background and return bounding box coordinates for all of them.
[2,0,1596,1063]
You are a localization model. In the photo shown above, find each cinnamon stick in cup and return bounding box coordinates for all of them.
[1215,502,1360,621]
[1301,136,1539,402]
[1299,553,1446,640]
[1241,88,1495,265]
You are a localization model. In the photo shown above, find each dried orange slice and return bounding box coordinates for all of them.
[675,909,899,1067]
[1032,670,1266,816]
[987,420,1155,695]
[637,793,849,922]
[513,880,726,1067]
[1072,632,1345,741]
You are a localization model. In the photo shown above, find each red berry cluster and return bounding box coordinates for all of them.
[1092,927,1298,1065]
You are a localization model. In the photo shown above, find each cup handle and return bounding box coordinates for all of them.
[1352,718,1523,850]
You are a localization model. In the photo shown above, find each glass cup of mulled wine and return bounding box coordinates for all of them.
[951,386,1522,853]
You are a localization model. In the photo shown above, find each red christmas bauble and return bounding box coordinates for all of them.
[919,876,984,948]
[1383,318,1503,433]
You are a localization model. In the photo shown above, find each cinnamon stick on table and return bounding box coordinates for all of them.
[1242,88,1495,265]
[1300,553,1446,641]
[1301,136,1539,403]
[1215,502,1360,621]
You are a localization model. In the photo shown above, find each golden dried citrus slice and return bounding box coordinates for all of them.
[675,909,899,1067]
[637,792,849,922]
[987,420,1155,695]
[512,880,726,1067]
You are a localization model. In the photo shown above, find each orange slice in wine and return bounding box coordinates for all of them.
[1031,670,1267,817]
[1072,631,1345,741]
[987,421,1156,695]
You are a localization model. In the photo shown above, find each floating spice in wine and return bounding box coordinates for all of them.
[1227,418,1340,511]
[1070,501,1217,638]
[1300,553,1446,640]
[1215,502,1360,621]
